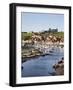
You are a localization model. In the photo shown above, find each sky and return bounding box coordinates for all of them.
[21,12,64,32]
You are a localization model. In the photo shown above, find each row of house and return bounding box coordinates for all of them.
[21,33,64,47]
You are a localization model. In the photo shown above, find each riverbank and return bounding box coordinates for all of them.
[22,53,53,62]
[22,44,64,62]
[53,58,64,75]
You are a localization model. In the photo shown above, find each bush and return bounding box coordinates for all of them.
[22,32,32,40]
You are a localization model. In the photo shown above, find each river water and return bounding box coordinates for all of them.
[21,47,64,77]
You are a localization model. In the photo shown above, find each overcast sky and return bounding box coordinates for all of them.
[21,12,64,32]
